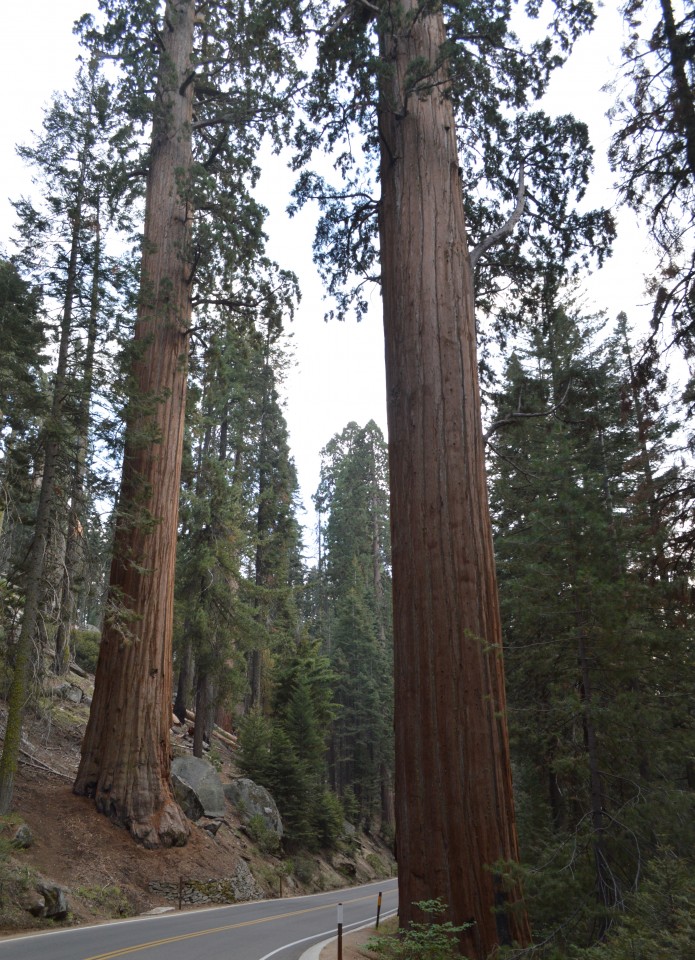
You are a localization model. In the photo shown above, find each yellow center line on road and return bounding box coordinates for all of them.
[83,889,393,960]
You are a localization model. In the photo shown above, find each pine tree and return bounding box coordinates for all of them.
[0,61,125,811]
[174,296,301,750]
[0,259,47,656]
[237,638,339,849]
[0,260,46,449]
[489,295,695,950]
[314,421,393,831]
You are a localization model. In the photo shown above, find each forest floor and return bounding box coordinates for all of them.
[0,670,396,938]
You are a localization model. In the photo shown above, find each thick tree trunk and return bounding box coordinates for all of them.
[377,4,530,955]
[73,0,195,848]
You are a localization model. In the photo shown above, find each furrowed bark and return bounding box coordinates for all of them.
[74,0,195,848]
[377,3,530,955]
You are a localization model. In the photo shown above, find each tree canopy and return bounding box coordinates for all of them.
[0,1,693,956]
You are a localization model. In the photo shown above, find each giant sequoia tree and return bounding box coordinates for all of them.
[377,7,528,950]
[74,0,196,846]
[295,0,609,952]
[73,0,303,846]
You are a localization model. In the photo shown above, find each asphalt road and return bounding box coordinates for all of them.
[0,877,398,960]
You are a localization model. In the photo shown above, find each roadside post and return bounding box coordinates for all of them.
[337,902,343,960]
[376,891,382,929]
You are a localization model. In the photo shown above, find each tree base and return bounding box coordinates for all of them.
[74,782,190,849]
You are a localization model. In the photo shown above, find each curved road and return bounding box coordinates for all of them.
[0,878,398,960]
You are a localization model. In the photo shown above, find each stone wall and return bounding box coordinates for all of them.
[149,860,263,906]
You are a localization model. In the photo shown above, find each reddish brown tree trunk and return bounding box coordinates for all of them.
[73,0,195,848]
[377,4,530,955]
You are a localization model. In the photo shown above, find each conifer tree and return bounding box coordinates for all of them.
[236,638,339,849]
[489,295,695,950]
[0,61,124,811]
[73,0,305,845]
[73,1,198,845]
[610,0,695,379]
[0,261,46,450]
[292,0,611,948]
[0,259,46,633]
[314,421,393,830]
[174,294,300,746]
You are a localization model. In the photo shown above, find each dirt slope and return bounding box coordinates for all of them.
[0,675,395,935]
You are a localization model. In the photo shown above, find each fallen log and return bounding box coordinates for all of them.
[183,709,237,747]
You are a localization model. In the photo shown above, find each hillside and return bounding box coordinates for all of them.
[0,671,395,934]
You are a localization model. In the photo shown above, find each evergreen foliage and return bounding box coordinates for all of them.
[0,258,47,560]
[236,639,340,849]
[489,293,695,953]
[0,0,693,929]
[313,421,394,831]
[367,899,471,960]
[609,0,695,390]
[291,0,614,347]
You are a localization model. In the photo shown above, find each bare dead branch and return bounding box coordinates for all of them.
[484,375,572,445]
[470,161,525,268]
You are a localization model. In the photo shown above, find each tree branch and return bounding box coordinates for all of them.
[484,375,572,445]
[470,161,525,268]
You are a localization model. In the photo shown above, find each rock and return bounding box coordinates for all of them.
[20,892,46,917]
[342,820,356,837]
[171,756,225,820]
[12,824,33,849]
[334,857,357,878]
[36,881,69,920]
[54,683,83,704]
[231,858,264,901]
[223,778,283,839]
[202,819,223,837]
[65,685,83,704]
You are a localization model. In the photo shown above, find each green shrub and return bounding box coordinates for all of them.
[74,884,133,917]
[72,627,101,674]
[315,790,344,850]
[366,852,387,876]
[293,857,317,885]
[246,815,281,855]
[367,899,472,960]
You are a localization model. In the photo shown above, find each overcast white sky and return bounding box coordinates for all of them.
[0,2,654,554]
